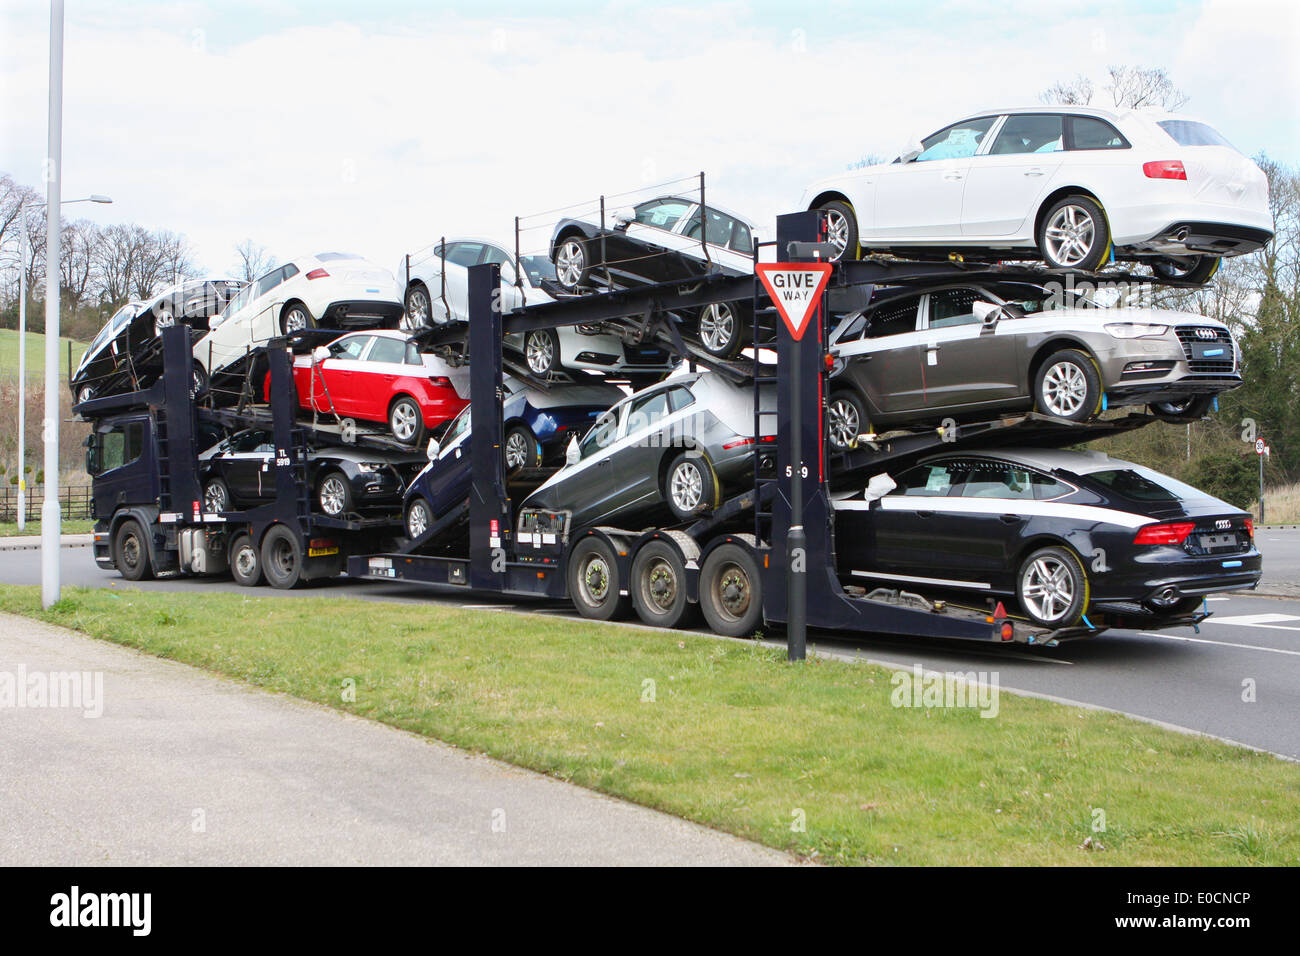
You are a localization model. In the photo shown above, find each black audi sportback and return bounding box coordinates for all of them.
[833,448,1260,628]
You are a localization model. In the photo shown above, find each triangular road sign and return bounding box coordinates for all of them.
[755,262,832,341]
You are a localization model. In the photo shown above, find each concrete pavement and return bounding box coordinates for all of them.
[0,613,793,866]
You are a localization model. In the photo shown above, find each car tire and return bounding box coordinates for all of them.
[1016,546,1088,628]
[1037,195,1111,271]
[504,424,541,475]
[524,328,561,376]
[112,518,153,582]
[389,395,425,445]
[317,470,354,517]
[1033,349,1102,422]
[631,540,698,629]
[405,282,433,328]
[1149,395,1214,423]
[405,496,433,540]
[203,477,232,514]
[568,536,631,621]
[1151,255,1220,285]
[78,384,95,404]
[664,450,720,522]
[553,234,593,291]
[827,390,870,450]
[191,363,209,400]
[697,301,748,359]
[698,543,763,638]
[229,533,262,587]
[281,302,315,336]
[816,199,859,262]
[261,525,304,590]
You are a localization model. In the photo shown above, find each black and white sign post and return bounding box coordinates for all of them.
[757,261,831,662]
[1256,438,1267,523]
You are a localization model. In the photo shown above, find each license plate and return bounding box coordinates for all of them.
[1191,341,1228,360]
[1198,533,1237,550]
[308,546,340,557]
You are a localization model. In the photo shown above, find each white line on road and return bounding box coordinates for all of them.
[1138,631,1300,657]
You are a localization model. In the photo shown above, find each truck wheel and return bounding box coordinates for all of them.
[699,543,762,637]
[229,533,262,587]
[261,525,303,589]
[113,518,153,582]
[631,540,698,629]
[1016,546,1088,628]
[664,450,719,522]
[568,537,630,621]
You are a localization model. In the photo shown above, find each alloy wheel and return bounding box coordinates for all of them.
[1021,556,1076,623]
[408,288,430,327]
[823,209,850,259]
[319,476,348,515]
[203,482,228,514]
[407,500,430,538]
[698,304,736,353]
[526,332,554,374]
[506,431,530,471]
[827,397,860,449]
[391,401,419,441]
[555,240,585,288]
[1043,204,1096,267]
[1040,361,1087,417]
[284,307,309,334]
[670,460,704,512]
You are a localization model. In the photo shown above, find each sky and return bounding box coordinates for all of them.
[1,0,1297,280]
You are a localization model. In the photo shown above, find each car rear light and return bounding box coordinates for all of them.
[1134,521,1196,545]
[305,268,330,280]
[1143,160,1187,180]
[1244,518,1254,538]
[722,435,777,450]
[429,376,453,388]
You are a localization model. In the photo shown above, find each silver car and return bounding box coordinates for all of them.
[826,279,1241,450]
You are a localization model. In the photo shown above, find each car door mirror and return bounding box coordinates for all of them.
[425,437,440,460]
[611,206,636,228]
[565,435,581,466]
[312,345,331,363]
[897,141,924,163]
[973,301,1004,330]
[864,472,897,503]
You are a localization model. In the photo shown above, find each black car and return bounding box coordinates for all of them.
[73,278,247,403]
[833,448,1261,628]
[199,428,424,519]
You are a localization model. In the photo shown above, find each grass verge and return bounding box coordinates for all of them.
[1,583,1296,865]
[0,328,87,380]
[0,519,96,536]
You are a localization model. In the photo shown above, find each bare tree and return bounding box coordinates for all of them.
[92,222,137,305]
[1040,65,1188,111]
[58,219,99,310]
[234,239,277,282]
[0,173,40,251]
[1039,75,1094,106]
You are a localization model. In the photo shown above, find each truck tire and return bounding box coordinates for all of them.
[698,543,762,637]
[568,536,630,621]
[113,518,153,582]
[261,525,304,589]
[229,533,262,587]
[631,540,698,629]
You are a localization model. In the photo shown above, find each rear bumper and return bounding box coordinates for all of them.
[322,300,404,329]
[1112,201,1274,255]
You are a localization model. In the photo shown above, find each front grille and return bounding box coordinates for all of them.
[1176,326,1235,375]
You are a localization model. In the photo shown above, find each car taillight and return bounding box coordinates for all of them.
[429,376,453,388]
[1244,518,1254,538]
[1143,160,1187,180]
[305,268,330,280]
[1134,521,1196,545]
[722,435,777,450]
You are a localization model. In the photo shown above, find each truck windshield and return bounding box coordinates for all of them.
[90,421,145,475]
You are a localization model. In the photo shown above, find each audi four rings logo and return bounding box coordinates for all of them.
[1196,328,1218,339]
[1216,519,1232,530]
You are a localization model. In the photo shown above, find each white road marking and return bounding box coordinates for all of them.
[1205,597,1231,602]
[1138,631,1300,657]
[1204,613,1300,630]
[459,604,514,610]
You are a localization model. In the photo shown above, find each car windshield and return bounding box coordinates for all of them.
[1085,467,1186,502]
[519,254,556,283]
[1158,119,1236,151]
[88,303,139,352]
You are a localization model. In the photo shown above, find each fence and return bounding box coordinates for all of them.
[0,485,93,523]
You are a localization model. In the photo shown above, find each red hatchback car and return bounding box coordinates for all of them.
[288,330,470,444]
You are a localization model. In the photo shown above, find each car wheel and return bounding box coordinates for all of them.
[190,364,209,400]
[664,450,720,522]
[1148,395,1213,423]
[1151,255,1220,285]
[631,540,698,629]
[112,518,153,582]
[504,424,541,474]
[229,533,262,587]
[553,235,592,291]
[1016,546,1088,628]
[281,302,314,336]
[567,537,631,621]
[388,395,425,445]
[77,384,95,404]
[405,496,433,540]
[317,470,354,517]
[203,477,232,514]
[1033,349,1102,422]
[827,390,870,450]
[524,329,561,375]
[699,543,763,637]
[697,302,747,359]
[405,283,433,328]
[816,199,859,262]
[153,307,175,338]
[1037,195,1110,271]
[261,525,303,589]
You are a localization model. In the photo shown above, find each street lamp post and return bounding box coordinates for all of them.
[41,0,65,609]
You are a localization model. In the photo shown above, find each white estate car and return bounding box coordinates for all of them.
[399,237,675,378]
[193,252,403,386]
[801,107,1274,282]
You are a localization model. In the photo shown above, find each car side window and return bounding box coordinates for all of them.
[367,336,406,365]
[625,389,671,435]
[254,266,286,298]
[684,207,736,247]
[281,263,299,281]
[1068,116,1129,150]
[445,243,486,268]
[989,114,1064,155]
[893,462,966,497]
[916,117,997,161]
[667,386,696,412]
[579,411,619,460]
[481,245,511,265]
[865,297,920,338]
[1031,472,1073,500]
[230,431,270,453]
[835,313,869,343]
[926,288,983,329]
[729,220,753,254]
[331,336,370,361]
[405,342,422,365]
[960,461,1036,499]
[633,199,692,231]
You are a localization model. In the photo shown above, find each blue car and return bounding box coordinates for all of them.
[403,379,622,540]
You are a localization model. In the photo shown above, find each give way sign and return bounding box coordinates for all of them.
[755,263,833,341]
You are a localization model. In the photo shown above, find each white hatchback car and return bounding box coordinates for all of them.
[801,107,1274,282]
[399,237,675,378]
[193,252,403,385]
